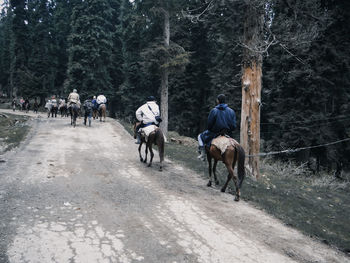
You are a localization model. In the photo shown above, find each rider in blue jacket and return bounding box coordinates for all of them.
[197,94,237,160]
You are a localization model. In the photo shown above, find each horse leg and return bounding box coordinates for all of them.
[138,142,143,162]
[143,144,148,163]
[221,158,234,193]
[207,155,213,187]
[231,156,240,201]
[148,143,154,167]
[231,174,240,201]
[213,160,219,185]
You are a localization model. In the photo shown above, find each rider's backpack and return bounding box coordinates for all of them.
[84,101,93,111]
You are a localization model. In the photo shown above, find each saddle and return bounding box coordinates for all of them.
[211,136,238,155]
[140,125,157,142]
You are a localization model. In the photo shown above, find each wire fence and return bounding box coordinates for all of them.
[246,138,350,158]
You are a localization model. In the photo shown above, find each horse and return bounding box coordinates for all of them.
[93,107,99,120]
[33,102,39,114]
[59,102,68,117]
[23,101,30,113]
[133,122,165,171]
[99,104,106,122]
[206,136,245,201]
[69,104,80,127]
[12,100,16,111]
[48,105,58,118]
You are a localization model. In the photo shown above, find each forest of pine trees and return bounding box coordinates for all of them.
[0,0,349,172]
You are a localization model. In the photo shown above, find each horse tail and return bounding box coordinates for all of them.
[236,144,245,189]
[156,128,164,162]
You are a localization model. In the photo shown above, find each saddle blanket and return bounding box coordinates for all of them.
[140,125,157,141]
[211,136,238,154]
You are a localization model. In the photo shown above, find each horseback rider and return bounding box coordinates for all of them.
[92,95,97,109]
[67,89,80,108]
[12,96,17,111]
[33,98,39,113]
[59,97,65,107]
[51,95,58,107]
[197,94,237,160]
[19,97,24,111]
[96,94,107,108]
[135,96,162,144]
[83,96,94,126]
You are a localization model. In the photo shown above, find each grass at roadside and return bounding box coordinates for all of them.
[119,119,350,254]
[0,113,30,154]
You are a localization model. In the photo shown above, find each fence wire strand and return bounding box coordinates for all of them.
[246,138,350,157]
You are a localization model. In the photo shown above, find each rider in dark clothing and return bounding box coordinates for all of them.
[198,94,237,160]
[83,98,94,126]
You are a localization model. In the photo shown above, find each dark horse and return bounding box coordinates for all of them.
[133,122,165,171]
[23,101,30,113]
[48,105,58,118]
[59,104,68,117]
[69,104,80,128]
[206,136,245,201]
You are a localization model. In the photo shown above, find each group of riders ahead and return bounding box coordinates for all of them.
[12,91,236,155]
[44,89,108,126]
[12,89,107,126]
[134,93,237,160]
[11,97,34,113]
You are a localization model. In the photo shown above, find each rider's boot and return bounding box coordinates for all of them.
[197,146,206,161]
[135,133,141,144]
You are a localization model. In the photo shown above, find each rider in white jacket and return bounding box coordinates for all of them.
[135,96,160,144]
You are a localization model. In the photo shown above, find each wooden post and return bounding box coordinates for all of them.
[240,2,264,178]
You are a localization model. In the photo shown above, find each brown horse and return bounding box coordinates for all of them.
[99,104,106,122]
[133,122,165,171]
[93,108,99,120]
[206,136,245,201]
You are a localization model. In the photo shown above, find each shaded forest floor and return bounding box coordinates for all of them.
[0,112,30,155]
[121,120,350,256]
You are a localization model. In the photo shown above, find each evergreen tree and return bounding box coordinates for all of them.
[9,0,30,97]
[0,1,12,96]
[51,0,73,97]
[262,0,350,170]
[25,0,55,102]
[66,0,114,99]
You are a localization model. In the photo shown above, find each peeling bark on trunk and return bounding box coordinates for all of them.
[241,62,262,178]
[240,3,264,178]
[160,10,170,137]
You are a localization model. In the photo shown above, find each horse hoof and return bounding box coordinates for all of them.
[143,160,147,163]
[159,167,162,171]
[234,196,240,202]
[147,163,152,167]
[207,181,212,187]
[140,158,143,162]
[220,188,226,193]
[215,180,220,185]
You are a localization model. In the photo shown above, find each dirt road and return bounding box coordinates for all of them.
[0,109,348,263]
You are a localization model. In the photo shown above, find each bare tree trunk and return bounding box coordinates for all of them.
[240,2,264,178]
[160,10,170,137]
[10,54,15,97]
